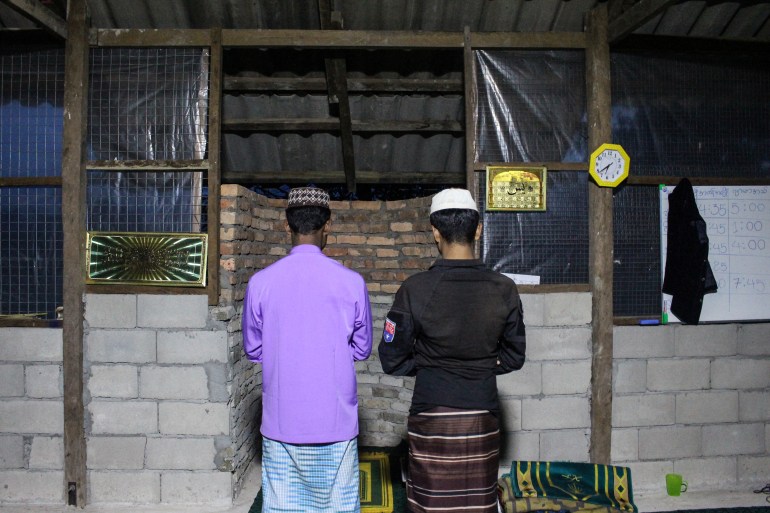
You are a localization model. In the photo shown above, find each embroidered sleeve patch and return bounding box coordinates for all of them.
[383,318,396,343]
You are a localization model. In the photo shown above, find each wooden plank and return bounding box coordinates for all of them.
[207,28,223,306]
[0,176,62,186]
[585,4,614,466]
[223,76,463,93]
[94,28,211,47]
[86,160,208,171]
[471,31,588,49]
[0,0,66,38]
[222,170,464,185]
[61,0,88,506]
[223,29,462,48]
[474,161,588,171]
[221,118,463,132]
[464,27,477,197]
[627,176,770,186]
[608,0,678,43]
[517,283,591,293]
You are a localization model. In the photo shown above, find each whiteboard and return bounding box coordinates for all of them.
[660,184,770,323]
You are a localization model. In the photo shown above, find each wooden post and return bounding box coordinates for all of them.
[61,0,89,505]
[585,5,614,465]
[463,26,477,198]
[208,28,222,306]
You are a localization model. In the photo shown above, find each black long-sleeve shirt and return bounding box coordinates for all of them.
[378,259,526,415]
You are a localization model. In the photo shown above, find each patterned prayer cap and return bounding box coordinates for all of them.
[287,187,330,209]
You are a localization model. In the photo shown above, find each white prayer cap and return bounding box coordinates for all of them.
[430,188,478,214]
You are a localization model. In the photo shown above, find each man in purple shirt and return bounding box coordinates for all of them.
[242,186,373,513]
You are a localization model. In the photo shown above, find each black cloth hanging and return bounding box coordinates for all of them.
[662,178,718,324]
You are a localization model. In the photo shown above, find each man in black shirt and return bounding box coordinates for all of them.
[378,188,526,513]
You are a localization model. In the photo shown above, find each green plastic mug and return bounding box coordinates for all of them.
[666,473,688,496]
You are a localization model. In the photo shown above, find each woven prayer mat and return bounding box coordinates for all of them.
[248,445,407,513]
[499,460,638,513]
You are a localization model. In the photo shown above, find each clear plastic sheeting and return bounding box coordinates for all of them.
[475,50,588,284]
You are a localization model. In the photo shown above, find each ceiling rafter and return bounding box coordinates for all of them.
[0,0,66,38]
[607,0,678,43]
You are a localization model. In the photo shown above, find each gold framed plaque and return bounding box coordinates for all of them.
[486,165,547,211]
[86,232,208,287]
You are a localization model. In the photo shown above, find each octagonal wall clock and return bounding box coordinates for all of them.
[589,143,630,187]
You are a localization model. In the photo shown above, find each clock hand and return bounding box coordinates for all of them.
[599,163,612,174]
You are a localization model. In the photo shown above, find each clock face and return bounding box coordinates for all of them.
[589,143,630,187]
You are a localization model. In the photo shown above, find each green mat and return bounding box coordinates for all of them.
[248,445,407,513]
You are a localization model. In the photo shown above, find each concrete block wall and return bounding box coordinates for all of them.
[84,293,232,506]
[0,328,64,504]
[612,323,770,494]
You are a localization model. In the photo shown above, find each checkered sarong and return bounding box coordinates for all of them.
[261,437,360,513]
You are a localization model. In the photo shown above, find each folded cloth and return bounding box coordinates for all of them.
[498,461,638,513]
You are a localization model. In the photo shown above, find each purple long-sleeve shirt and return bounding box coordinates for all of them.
[242,244,373,444]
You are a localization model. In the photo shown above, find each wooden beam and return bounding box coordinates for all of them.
[61,0,88,506]
[608,0,678,43]
[94,28,211,46]
[585,4,614,466]
[86,160,208,171]
[0,0,66,38]
[471,31,587,49]
[464,27,477,197]
[221,118,463,133]
[474,161,589,172]
[207,28,223,306]
[222,170,464,185]
[223,76,463,94]
[0,176,62,186]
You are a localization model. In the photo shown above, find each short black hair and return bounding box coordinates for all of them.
[286,206,331,235]
[429,208,479,245]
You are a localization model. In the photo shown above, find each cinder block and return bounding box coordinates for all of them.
[145,438,217,470]
[205,362,229,403]
[540,429,590,462]
[702,423,765,456]
[29,436,63,470]
[0,470,63,503]
[137,295,208,328]
[739,391,770,422]
[0,400,63,434]
[0,364,24,396]
[86,329,156,363]
[521,397,589,430]
[25,365,62,398]
[500,431,539,464]
[0,435,23,469]
[612,394,675,428]
[89,470,161,504]
[497,363,542,397]
[613,326,674,359]
[674,324,737,357]
[676,391,739,424]
[140,366,208,400]
[738,455,770,484]
[498,398,522,432]
[0,328,62,362]
[611,428,638,463]
[542,360,590,395]
[647,359,710,391]
[624,460,673,492]
[737,323,770,356]
[638,426,701,459]
[157,330,228,364]
[519,294,544,327]
[160,471,232,504]
[158,402,229,435]
[711,359,770,389]
[613,360,646,394]
[87,436,146,470]
[89,401,158,435]
[541,293,591,327]
[89,365,138,398]
[673,457,737,489]
[526,327,591,362]
[85,294,137,329]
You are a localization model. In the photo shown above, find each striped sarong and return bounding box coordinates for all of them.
[261,437,360,513]
[407,406,500,513]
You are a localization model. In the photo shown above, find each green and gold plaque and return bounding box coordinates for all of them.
[86,232,208,286]
[486,165,547,211]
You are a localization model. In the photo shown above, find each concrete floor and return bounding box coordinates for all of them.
[0,467,768,513]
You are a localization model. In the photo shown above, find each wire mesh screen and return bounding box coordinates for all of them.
[0,187,63,318]
[88,48,209,161]
[87,170,206,233]
[1,47,65,320]
[611,51,770,316]
[480,171,589,284]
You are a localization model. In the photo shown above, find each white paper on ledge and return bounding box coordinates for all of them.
[502,273,541,285]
